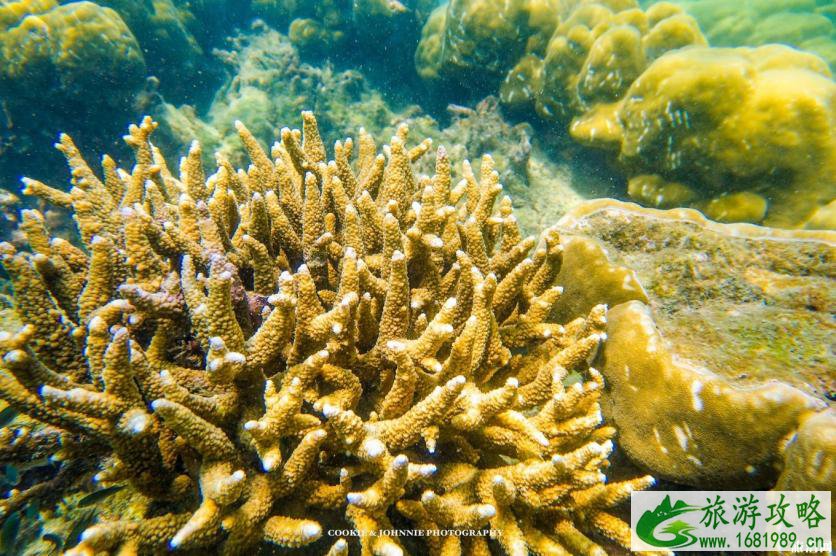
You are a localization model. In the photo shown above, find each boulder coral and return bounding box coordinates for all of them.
[0,0,145,114]
[0,114,652,554]
[571,45,836,228]
[418,0,836,228]
[504,0,706,121]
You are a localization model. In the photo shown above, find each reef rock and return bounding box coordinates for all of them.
[776,408,835,509]
[556,199,834,487]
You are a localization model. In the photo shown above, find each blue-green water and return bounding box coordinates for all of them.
[0,1,833,554]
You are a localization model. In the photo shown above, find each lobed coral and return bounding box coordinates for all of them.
[0,0,145,108]
[571,44,836,228]
[644,0,836,71]
[501,0,706,122]
[0,0,146,182]
[417,0,836,228]
[0,113,651,554]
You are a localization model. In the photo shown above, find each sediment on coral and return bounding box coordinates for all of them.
[0,113,651,554]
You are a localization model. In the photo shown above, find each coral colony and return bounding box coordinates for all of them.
[0,113,652,554]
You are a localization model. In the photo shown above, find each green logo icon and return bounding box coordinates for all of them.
[637,495,701,548]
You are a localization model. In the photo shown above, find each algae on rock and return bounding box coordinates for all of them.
[556,199,834,487]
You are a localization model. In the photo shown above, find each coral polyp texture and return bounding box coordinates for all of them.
[0,113,650,554]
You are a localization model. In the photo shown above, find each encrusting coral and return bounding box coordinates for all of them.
[0,113,651,554]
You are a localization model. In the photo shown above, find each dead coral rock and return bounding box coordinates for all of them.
[557,199,834,487]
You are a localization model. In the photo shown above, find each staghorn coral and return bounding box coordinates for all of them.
[0,113,650,554]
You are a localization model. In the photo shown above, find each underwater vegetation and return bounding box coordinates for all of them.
[417,0,836,229]
[0,113,655,554]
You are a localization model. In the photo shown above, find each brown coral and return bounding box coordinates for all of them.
[0,113,649,554]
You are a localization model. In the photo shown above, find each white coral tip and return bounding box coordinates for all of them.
[322,404,340,418]
[209,337,225,351]
[478,505,496,519]
[302,523,321,540]
[363,438,385,458]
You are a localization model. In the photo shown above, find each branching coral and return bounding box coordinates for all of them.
[0,113,650,554]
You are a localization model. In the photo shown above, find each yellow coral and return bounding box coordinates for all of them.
[0,1,145,106]
[571,44,836,228]
[530,0,706,121]
[0,114,649,554]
